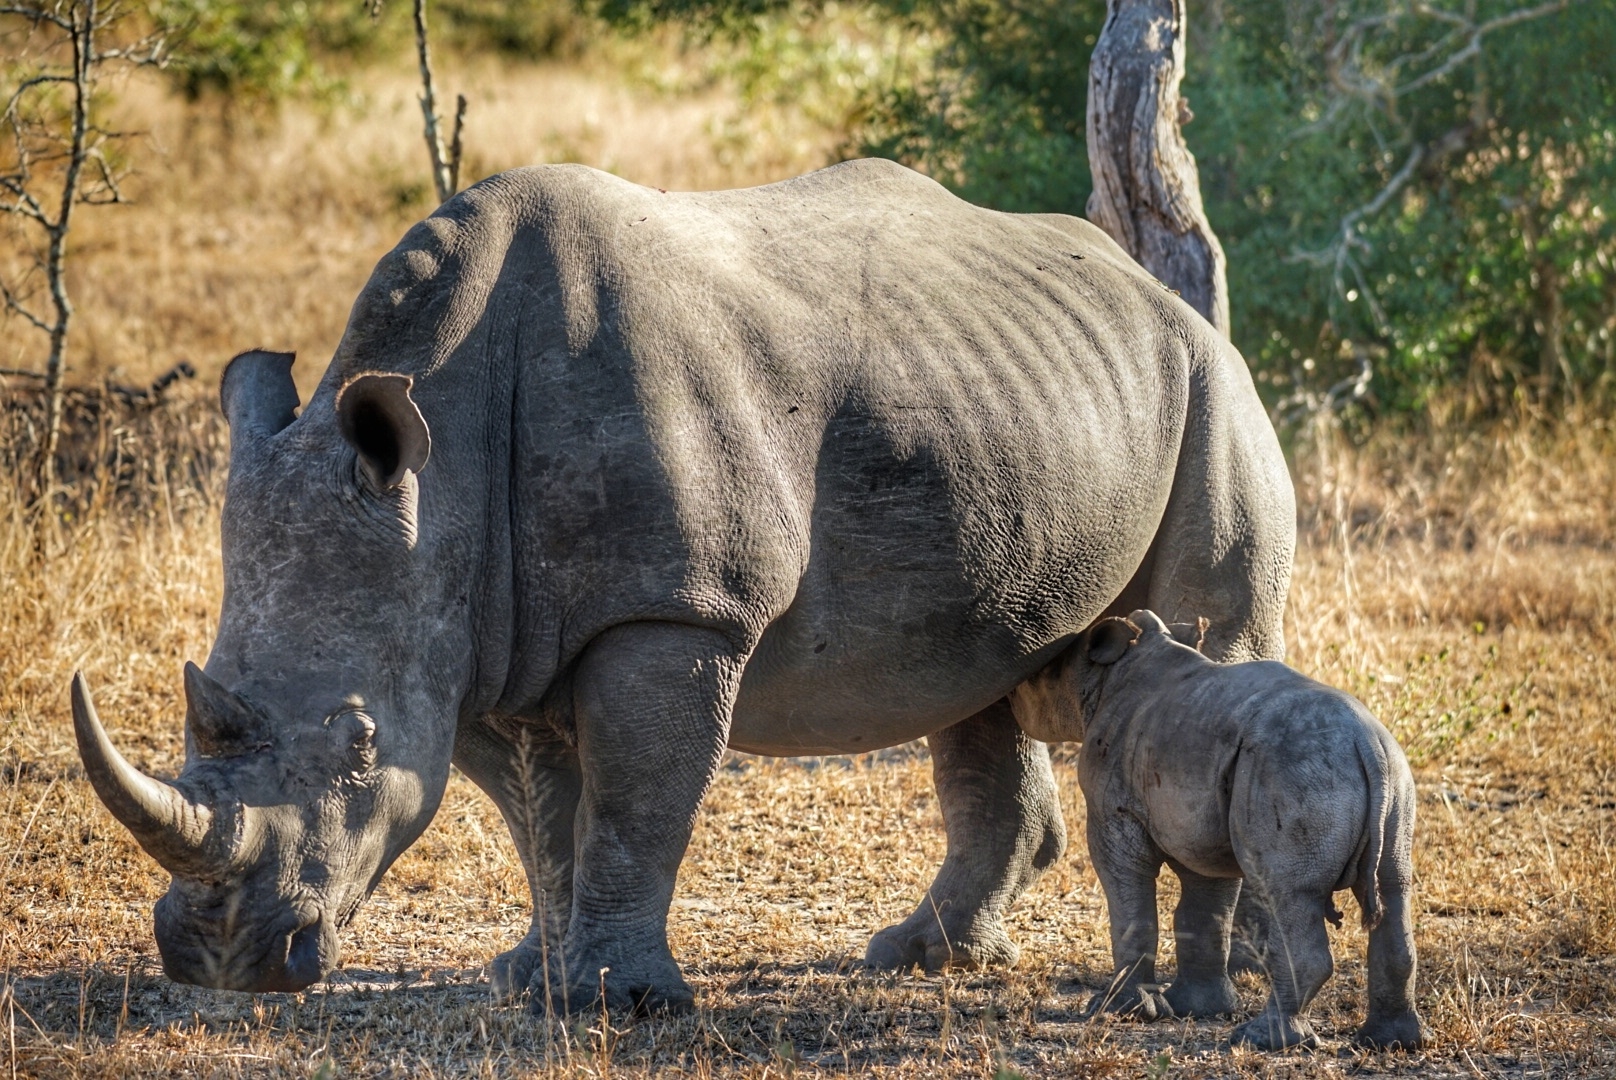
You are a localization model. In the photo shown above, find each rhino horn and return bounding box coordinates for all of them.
[184,662,267,758]
[71,672,223,878]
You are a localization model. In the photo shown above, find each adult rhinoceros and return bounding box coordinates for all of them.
[72,158,1293,1011]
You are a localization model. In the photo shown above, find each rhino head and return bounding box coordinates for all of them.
[1008,610,1207,741]
[72,349,468,992]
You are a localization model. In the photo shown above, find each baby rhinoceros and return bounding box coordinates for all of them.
[1010,610,1426,1051]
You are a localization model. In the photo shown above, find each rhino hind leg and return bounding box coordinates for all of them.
[864,703,1065,972]
[540,622,744,1015]
[452,716,582,1004]
[1355,816,1427,1050]
[1229,890,1333,1051]
[1226,888,1271,976]
[1164,869,1242,1017]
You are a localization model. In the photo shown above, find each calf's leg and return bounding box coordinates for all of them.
[545,622,744,1014]
[453,716,581,1004]
[1354,789,1426,1050]
[1163,868,1241,1017]
[865,703,1065,972]
[1355,888,1425,1048]
[1230,889,1333,1050]
[1085,806,1171,1019]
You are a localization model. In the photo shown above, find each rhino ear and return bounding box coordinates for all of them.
[336,372,431,491]
[1127,609,1170,637]
[1087,618,1136,665]
[221,350,299,442]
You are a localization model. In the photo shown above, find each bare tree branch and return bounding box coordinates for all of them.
[0,4,71,30]
[0,279,51,334]
[0,0,161,495]
[409,0,467,204]
[0,180,52,224]
[448,92,466,198]
[414,0,451,203]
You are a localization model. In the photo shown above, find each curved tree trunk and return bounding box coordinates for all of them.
[1086,0,1230,337]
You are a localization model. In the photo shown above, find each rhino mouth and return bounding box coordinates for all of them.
[156,894,339,993]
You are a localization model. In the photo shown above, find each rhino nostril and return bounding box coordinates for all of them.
[283,918,333,988]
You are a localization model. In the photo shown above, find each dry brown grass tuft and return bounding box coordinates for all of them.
[2,51,840,401]
[2,63,1615,1080]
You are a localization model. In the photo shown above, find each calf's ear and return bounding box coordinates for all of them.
[1086,618,1136,665]
[336,372,432,490]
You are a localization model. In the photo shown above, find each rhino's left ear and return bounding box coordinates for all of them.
[1086,618,1136,665]
[336,372,431,490]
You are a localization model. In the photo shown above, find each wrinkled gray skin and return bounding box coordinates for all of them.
[72,159,1294,1012]
[1011,610,1425,1051]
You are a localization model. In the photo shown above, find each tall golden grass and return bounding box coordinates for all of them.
[1,60,1613,1078]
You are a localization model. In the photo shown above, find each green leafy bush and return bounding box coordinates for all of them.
[849,0,1616,415]
[154,0,593,103]
[155,0,386,101]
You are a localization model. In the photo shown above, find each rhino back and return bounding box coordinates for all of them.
[322,160,1224,746]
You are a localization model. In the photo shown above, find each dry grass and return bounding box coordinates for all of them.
[3,62,1616,1080]
[2,49,841,399]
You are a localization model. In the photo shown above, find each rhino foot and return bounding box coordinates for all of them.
[1082,983,1174,1022]
[1229,1012,1319,1051]
[1353,1010,1428,1051]
[489,936,547,1005]
[863,919,1019,973]
[524,944,695,1017]
[538,976,695,1018]
[1164,974,1241,1017]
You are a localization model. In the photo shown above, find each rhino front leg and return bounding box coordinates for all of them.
[865,702,1065,972]
[1085,807,1171,1020]
[1164,868,1242,1017]
[544,622,743,1015]
[452,717,581,1004]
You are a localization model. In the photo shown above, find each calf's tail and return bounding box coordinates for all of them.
[1354,726,1392,931]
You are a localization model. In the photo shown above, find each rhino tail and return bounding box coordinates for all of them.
[1354,724,1392,932]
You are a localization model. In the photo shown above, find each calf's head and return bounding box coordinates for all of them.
[72,350,467,992]
[1009,610,1206,741]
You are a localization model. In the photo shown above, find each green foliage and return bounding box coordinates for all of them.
[847,0,1616,415]
[698,2,925,133]
[143,0,1615,415]
[855,0,1103,213]
[154,0,388,101]
[153,0,592,103]
[1192,0,1616,413]
[433,0,593,59]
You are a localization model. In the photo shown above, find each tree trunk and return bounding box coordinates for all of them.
[38,0,96,495]
[1086,0,1230,337]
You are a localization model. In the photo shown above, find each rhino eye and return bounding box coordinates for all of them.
[324,710,378,777]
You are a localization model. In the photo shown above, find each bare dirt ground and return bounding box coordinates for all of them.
[3,62,1615,1080]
